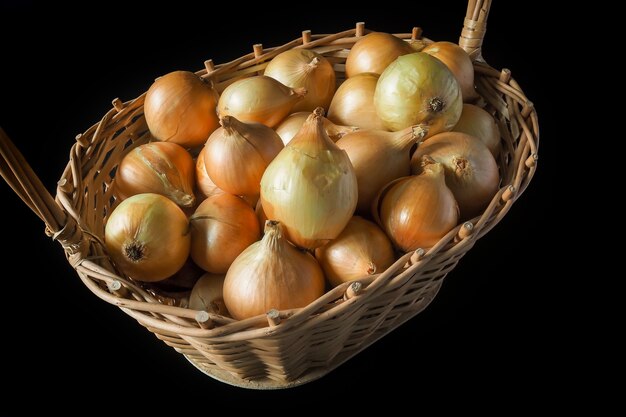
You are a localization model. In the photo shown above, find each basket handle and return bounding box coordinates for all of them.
[460,0,492,61]
[0,127,86,263]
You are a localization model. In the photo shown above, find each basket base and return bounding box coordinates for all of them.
[183,278,444,389]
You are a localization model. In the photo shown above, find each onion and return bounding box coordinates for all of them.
[195,146,225,200]
[189,273,229,316]
[423,41,477,102]
[345,32,413,77]
[144,71,219,148]
[217,76,306,127]
[223,221,325,320]
[373,163,459,251]
[264,49,336,112]
[327,73,386,131]
[411,132,499,219]
[115,142,195,207]
[453,104,501,157]
[203,116,283,196]
[275,112,357,145]
[315,216,395,287]
[260,108,358,249]
[190,193,260,273]
[337,125,424,213]
[105,193,191,282]
[374,52,462,135]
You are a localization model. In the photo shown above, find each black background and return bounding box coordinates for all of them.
[1,1,557,411]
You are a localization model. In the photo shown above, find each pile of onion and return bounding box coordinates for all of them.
[144,71,220,148]
[264,49,336,112]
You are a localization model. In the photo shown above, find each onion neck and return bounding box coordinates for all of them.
[219,115,238,135]
[421,157,445,179]
[391,125,427,152]
[305,57,320,72]
[262,220,284,252]
[288,107,338,151]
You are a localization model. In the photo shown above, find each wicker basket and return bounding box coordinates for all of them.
[0,0,538,389]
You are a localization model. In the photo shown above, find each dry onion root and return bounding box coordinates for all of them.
[115,142,196,207]
[223,221,325,320]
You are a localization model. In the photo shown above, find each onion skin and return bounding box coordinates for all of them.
[223,221,325,320]
[105,193,191,282]
[453,104,501,157]
[144,71,219,148]
[374,52,462,135]
[264,49,336,112]
[189,194,260,273]
[115,142,195,207]
[217,76,306,128]
[203,116,284,196]
[423,42,477,102]
[374,163,459,251]
[195,146,225,199]
[275,112,357,145]
[411,132,499,219]
[337,126,424,214]
[345,32,413,77]
[189,273,229,316]
[315,216,395,287]
[328,73,387,131]
[260,109,358,249]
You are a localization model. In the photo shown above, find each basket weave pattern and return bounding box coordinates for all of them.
[0,0,538,388]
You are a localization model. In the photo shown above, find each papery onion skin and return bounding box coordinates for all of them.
[260,109,358,249]
[315,216,395,287]
[411,132,499,219]
[275,112,357,145]
[144,71,219,148]
[453,104,501,157]
[223,221,325,320]
[374,52,462,135]
[337,126,423,214]
[374,163,459,251]
[423,41,477,102]
[189,273,229,316]
[217,76,306,128]
[190,193,260,273]
[264,49,336,112]
[105,193,191,282]
[195,146,225,199]
[203,116,284,196]
[115,142,195,207]
[345,32,413,77]
[328,73,387,131]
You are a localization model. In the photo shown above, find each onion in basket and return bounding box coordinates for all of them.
[373,162,459,251]
[423,41,478,102]
[223,221,325,320]
[203,116,284,196]
[453,104,501,157]
[411,132,499,219]
[105,193,191,282]
[195,147,225,200]
[189,273,229,316]
[189,193,260,274]
[264,49,336,112]
[327,73,387,131]
[315,216,395,287]
[217,76,306,128]
[374,52,462,135]
[336,125,425,214]
[275,112,357,145]
[115,142,195,207]
[260,108,358,249]
[144,71,220,148]
[345,32,413,77]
